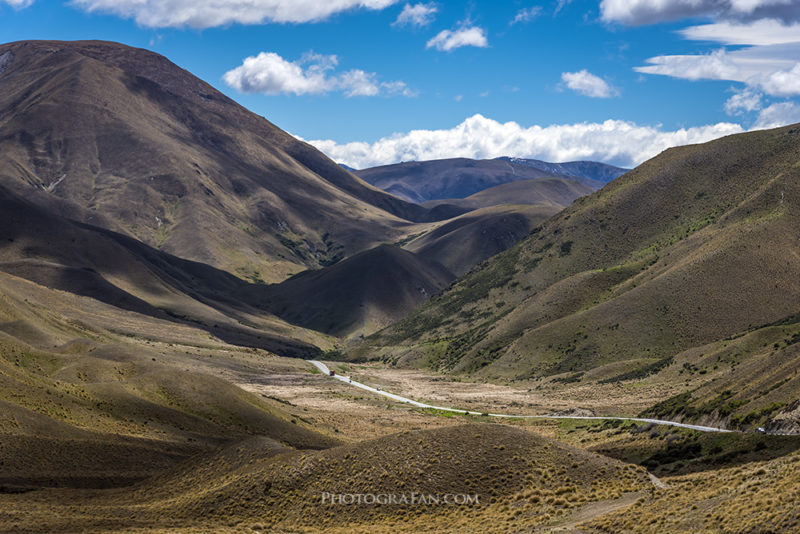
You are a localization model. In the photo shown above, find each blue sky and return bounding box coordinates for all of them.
[2,0,800,168]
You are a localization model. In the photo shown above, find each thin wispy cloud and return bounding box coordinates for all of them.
[680,19,800,46]
[510,6,542,25]
[426,25,488,51]
[2,0,33,7]
[393,2,437,27]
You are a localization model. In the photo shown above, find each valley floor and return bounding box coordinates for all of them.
[2,339,799,533]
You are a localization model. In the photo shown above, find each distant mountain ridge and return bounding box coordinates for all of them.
[353,157,625,204]
[498,157,628,186]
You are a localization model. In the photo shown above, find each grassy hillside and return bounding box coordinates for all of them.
[0,423,651,532]
[0,274,337,492]
[358,124,800,428]
[0,40,437,284]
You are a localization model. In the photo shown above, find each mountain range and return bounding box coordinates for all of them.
[353,156,626,203]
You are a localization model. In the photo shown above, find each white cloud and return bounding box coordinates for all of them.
[753,101,800,128]
[511,6,542,25]
[2,0,34,7]
[725,87,763,115]
[600,0,800,26]
[307,113,744,169]
[393,2,437,27]
[756,62,800,96]
[561,69,618,98]
[554,0,573,16]
[426,26,488,51]
[681,19,800,46]
[223,51,413,97]
[636,48,800,97]
[70,0,399,28]
[636,49,741,81]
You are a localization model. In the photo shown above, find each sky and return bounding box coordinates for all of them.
[2,0,800,169]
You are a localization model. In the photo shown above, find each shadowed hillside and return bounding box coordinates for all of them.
[0,183,328,356]
[0,40,443,284]
[404,204,560,276]
[255,245,455,338]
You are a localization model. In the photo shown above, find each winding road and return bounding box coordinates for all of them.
[308,360,734,433]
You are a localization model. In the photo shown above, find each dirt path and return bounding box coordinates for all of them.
[538,491,644,532]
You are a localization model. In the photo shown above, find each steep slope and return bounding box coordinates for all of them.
[355,157,600,203]
[0,40,436,284]
[359,124,800,424]
[404,204,560,276]
[254,245,455,338]
[422,177,594,211]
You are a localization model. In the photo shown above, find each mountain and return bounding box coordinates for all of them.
[353,157,605,204]
[254,244,455,338]
[421,177,594,211]
[498,157,628,186]
[357,123,800,430]
[404,204,560,276]
[0,40,444,285]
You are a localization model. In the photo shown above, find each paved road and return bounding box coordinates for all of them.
[308,360,734,433]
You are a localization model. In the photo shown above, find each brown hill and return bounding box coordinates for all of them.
[254,244,455,338]
[0,40,438,284]
[404,204,560,276]
[0,423,651,532]
[422,177,593,211]
[358,124,800,427]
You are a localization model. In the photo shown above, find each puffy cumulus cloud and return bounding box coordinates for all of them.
[511,6,542,25]
[223,51,414,97]
[680,19,800,46]
[561,70,618,98]
[636,49,741,81]
[70,0,399,28]
[307,114,744,169]
[600,0,800,26]
[756,63,800,96]
[392,2,437,27]
[426,26,488,51]
[753,101,800,128]
[725,88,763,115]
